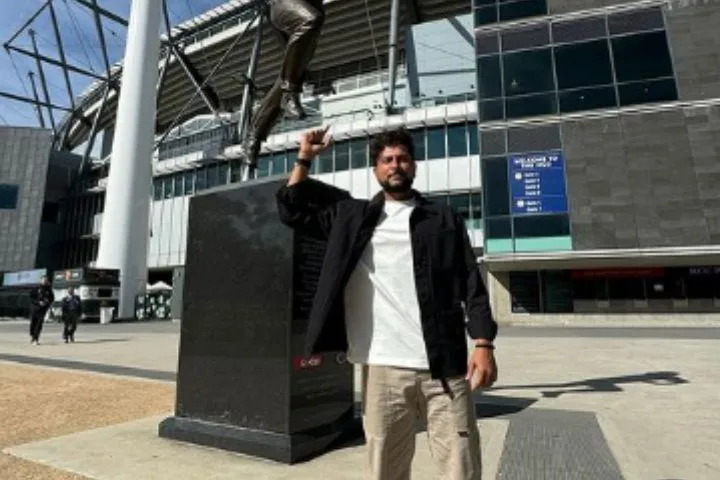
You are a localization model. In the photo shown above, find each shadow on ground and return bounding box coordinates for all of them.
[488,371,689,398]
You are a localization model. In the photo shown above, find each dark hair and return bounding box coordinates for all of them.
[369,128,415,166]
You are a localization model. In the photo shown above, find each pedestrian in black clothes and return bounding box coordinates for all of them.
[28,275,54,345]
[61,286,82,343]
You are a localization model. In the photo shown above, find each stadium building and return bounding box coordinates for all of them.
[2,0,720,323]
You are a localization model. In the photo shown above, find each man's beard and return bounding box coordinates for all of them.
[380,172,413,193]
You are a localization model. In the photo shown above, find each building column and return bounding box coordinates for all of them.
[96,0,162,319]
[386,0,400,112]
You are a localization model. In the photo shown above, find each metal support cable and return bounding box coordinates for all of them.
[28,72,46,128]
[48,1,77,110]
[154,9,261,150]
[29,29,57,134]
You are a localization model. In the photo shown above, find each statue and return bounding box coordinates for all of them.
[238,0,326,168]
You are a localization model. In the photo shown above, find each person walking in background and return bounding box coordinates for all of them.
[61,286,82,343]
[28,275,54,345]
[277,127,498,480]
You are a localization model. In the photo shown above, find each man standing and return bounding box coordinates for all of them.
[276,127,498,479]
[61,287,82,343]
[28,275,54,345]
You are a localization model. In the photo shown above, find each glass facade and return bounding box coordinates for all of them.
[481,125,571,253]
[0,184,19,209]
[509,267,720,314]
[152,121,480,200]
[473,0,547,26]
[427,191,483,230]
[474,6,678,122]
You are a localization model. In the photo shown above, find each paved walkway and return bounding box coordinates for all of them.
[1,321,718,479]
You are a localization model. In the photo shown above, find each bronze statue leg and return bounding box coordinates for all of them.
[239,0,325,168]
[270,0,325,93]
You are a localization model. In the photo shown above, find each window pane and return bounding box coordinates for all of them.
[608,8,664,36]
[507,124,561,152]
[412,130,426,161]
[153,179,162,201]
[449,193,470,220]
[611,32,674,83]
[513,214,570,237]
[503,48,554,97]
[468,125,479,155]
[475,32,499,55]
[218,163,230,183]
[478,99,504,121]
[552,18,606,43]
[268,153,280,175]
[256,155,271,177]
[510,271,541,313]
[209,165,221,187]
[485,216,512,238]
[350,139,367,169]
[184,170,194,195]
[481,130,505,155]
[470,192,483,227]
[482,157,510,216]
[0,184,19,209]
[573,278,608,300]
[618,78,677,106]
[476,55,502,99]
[447,124,468,157]
[426,126,446,159]
[555,40,613,90]
[174,173,183,197]
[316,150,332,173]
[335,141,350,171]
[501,24,550,52]
[608,278,645,300]
[195,168,207,191]
[163,177,173,199]
[474,6,497,26]
[500,0,546,22]
[559,86,617,113]
[505,92,557,119]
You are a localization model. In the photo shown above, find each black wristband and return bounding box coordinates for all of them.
[475,343,495,350]
[296,158,312,169]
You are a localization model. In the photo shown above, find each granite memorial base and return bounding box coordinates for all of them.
[158,177,362,463]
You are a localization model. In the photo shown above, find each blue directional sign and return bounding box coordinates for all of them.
[509,152,568,215]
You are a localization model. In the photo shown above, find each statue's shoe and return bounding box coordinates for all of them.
[281,91,307,120]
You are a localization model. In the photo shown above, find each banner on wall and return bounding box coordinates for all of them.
[509,151,568,215]
[2,268,47,287]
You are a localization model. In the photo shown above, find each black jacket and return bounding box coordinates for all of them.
[61,294,82,317]
[29,285,54,314]
[276,179,497,379]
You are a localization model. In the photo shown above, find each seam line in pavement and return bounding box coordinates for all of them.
[0,354,176,382]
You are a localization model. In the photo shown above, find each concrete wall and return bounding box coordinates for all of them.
[562,104,720,250]
[666,0,720,101]
[0,126,53,272]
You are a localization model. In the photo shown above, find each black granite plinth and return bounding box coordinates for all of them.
[159,178,361,464]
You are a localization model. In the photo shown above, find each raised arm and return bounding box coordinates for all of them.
[276,127,351,240]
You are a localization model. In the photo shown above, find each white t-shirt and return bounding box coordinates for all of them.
[343,198,429,370]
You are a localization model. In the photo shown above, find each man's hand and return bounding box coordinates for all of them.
[299,126,332,160]
[466,343,497,390]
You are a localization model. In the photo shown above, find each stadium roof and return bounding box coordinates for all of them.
[60,0,471,150]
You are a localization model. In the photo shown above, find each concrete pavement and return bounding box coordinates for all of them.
[1,321,718,479]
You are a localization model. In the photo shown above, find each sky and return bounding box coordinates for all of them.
[0,0,227,127]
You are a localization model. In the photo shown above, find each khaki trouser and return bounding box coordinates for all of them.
[361,365,482,480]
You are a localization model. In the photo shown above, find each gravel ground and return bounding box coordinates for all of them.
[0,362,174,479]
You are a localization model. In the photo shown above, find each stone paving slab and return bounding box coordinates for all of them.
[5,415,509,480]
[1,322,719,479]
